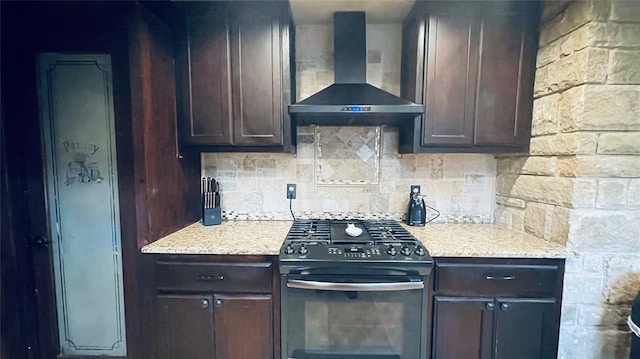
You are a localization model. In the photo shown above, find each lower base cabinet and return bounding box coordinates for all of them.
[432,297,494,359]
[431,258,564,359]
[214,294,273,359]
[157,294,215,359]
[157,294,273,359]
[154,256,277,359]
[493,298,557,359]
[432,296,557,359]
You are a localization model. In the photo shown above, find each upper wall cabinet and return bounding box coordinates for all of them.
[399,1,539,153]
[176,2,296,152]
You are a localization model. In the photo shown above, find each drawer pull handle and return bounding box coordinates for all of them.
[486,302,495,311]
[198,274,225,281]
[201,299,209,308]
[486,275,515,281]
[501,303,509,310]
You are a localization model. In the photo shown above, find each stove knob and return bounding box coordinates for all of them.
[401,246,412,256]
[386,245,397,256]
[299,244,309,255]
[414,246,426,256]
[284,245,295,255]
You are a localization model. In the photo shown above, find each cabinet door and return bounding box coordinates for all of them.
[422,14,479,146]
[229,6,284,147]
[473,14,535,147]
[180,11,233,145]
[494,298,557,359]
[214,294,273,359]
[156,294,215,359]
[432,296,494,359]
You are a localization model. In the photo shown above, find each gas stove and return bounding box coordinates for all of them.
[279,219,433,275]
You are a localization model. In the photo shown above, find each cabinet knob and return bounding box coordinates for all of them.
[201,299,209,308]
[501,303,509,311]
[215,299,223,307]
[486,302,495,311]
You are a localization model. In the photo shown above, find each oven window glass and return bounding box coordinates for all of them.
[286,280,424,359]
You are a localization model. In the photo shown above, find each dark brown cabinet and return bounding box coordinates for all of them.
[432,297,493,359]
[154,256,277,359]
[431,258,564,359]
[156,294,273,359]
[492,298,557,359]
[400,1,538,153]
[157,294,216,359]
[214,295,273,359]
[177,2,295,152]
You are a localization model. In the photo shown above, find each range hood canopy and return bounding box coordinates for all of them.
[289,12,423,126]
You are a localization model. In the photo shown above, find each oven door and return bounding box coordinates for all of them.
[282,274,428,359]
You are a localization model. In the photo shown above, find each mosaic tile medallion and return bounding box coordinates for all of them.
[315,126,381,186]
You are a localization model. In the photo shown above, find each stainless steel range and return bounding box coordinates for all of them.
[279,219,434,359]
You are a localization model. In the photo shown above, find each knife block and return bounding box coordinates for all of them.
[202,207,222,226]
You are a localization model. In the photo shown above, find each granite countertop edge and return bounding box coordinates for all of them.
[141,220,573,259]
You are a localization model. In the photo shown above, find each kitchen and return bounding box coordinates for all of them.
[1,1,638,359]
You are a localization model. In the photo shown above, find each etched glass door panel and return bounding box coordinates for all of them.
[38,54,126,356]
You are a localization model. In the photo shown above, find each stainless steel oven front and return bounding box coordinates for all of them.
[281,273,430,359]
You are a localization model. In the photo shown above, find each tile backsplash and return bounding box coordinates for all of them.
[200,24,497,223]
[315,126,381,186]
[202,127,496,222]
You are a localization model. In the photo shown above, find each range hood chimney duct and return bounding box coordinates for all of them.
[334,12,366,84]
[289,11,423,126]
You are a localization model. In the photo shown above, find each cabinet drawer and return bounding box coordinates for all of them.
[435,263,558,297]
[156,261,273,293]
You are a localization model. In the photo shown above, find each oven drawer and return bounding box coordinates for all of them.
[156,261,272,293]
[434,262,559,297]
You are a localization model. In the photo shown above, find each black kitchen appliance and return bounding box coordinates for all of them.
[279,219,433,359]
[288,12,423,127]
[405,188,427,226]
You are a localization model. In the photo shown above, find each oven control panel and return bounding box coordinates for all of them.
[281,242,429,261]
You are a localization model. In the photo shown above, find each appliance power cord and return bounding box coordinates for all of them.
[425,204,440,224]
[289,198,296,221]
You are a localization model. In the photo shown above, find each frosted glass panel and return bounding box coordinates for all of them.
[38,54,126,356]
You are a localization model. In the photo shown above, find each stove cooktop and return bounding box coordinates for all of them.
[280,220,433,271]
[285,219,419,245]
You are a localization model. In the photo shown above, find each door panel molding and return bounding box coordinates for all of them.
[38,53,127,356]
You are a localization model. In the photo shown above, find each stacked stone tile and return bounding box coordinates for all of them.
[495,1,640,357]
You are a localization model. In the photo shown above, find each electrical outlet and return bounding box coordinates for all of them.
[410,185,421,194]
[286,183,297,199]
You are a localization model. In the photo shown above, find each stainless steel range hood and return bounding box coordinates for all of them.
[289,12,423,126]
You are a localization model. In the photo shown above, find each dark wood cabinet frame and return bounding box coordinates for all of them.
[399,1,540,153]
[431,257,566,359]
[1,2,199,358]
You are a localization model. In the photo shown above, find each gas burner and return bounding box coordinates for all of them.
[281,219,431,265]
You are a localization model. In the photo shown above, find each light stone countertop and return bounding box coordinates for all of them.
[141,221,292,255]
[402,223,571,258]
[142,220,571,258]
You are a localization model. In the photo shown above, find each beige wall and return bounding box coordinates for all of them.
[496,1,640,357]
[202,23,497,222]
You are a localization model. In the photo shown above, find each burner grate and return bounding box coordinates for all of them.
[362,220,418,243]
[285,219,420,245]
[285,220,331,242]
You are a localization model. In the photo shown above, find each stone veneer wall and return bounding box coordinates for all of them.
[495,1,640,357]
[201,24,498,222]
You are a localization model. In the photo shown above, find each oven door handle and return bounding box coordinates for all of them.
[287,279,424,292]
